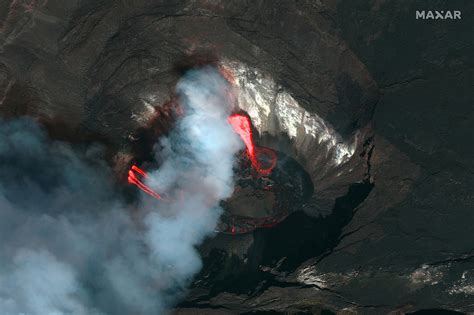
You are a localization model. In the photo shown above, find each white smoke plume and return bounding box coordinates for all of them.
[0,67,242,314]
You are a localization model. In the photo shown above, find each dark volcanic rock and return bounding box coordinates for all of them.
[0,0,473,314]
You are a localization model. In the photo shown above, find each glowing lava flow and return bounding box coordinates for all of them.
[228,114,255,160]
[227,114,277,176]
[129,114,275,201]
[128,165,162,200]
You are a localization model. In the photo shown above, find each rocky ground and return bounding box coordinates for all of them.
[0,0,473,314]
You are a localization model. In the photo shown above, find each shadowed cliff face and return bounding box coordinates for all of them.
[0,0,473,314]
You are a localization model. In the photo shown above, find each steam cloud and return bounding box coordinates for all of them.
[0,67,242,314]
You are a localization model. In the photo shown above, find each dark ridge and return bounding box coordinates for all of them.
[255,180,374,271]
[241,311,284,315]
[406,309,466,315]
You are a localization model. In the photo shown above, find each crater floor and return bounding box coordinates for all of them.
[218,148,314,234]
[0,0,472,314]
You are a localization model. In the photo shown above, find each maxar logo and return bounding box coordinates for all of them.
[416,10,461,20]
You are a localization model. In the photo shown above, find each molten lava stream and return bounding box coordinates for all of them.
[128,166,162,201]
[131,165,147,177]
[227,114,276,175]
[129,114,276,203]
[228,114,255,158]
[128,175,161,200]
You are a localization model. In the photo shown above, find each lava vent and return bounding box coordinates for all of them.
[217,147,313,234]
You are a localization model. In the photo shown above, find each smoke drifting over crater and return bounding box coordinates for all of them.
[0,67,241,314]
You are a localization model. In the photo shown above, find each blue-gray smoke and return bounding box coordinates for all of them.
[0,67,242,314]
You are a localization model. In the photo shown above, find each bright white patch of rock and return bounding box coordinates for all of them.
[296,265,358,289]
[221,60,356,167]
[133,91,160,125]
[448,270,474,296]
[409,264,446,286]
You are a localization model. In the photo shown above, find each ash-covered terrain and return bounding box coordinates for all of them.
[0,0,473,314]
